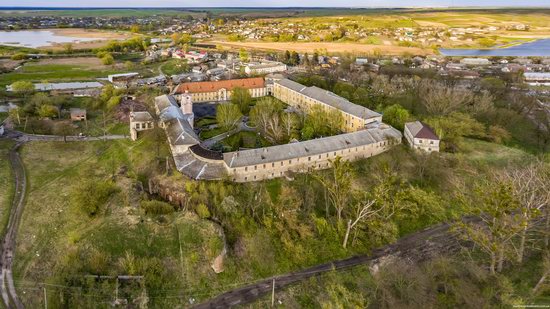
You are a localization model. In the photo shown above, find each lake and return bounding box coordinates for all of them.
[0,30,100,48]
[440,39,550,57]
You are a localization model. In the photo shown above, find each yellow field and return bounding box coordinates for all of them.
[210,41,431,56]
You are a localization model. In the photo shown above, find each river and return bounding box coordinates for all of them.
[440,39,550,57]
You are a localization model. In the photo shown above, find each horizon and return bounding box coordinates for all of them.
[1,6,550,9]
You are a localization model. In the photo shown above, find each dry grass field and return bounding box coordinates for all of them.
[211,41,431,55]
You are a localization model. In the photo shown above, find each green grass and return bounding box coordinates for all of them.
[460,138,532,166]
[199,127,227,140]
[160,59,190,76]
[218,131,271,152]
[0,63,119,86]
[0,140,15,237]
[12,138,227,307]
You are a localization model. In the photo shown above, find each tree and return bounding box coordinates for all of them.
[424,112,485,152]
[249,97,285,143]
[101,54,115,65]
[343,199,377,248]
[239,48,249,63]
[216,103,242,131]
[500,162,550,263]
[71,180,119,217]
[382,104,410,130]
[53,121,75,142]
[11,81,34,95]
[37,104,58,119]
[419,80,474,116]
[231,87,252,114]
[314,157,354,223]
[63,43,73,54]
[456,180,523,274]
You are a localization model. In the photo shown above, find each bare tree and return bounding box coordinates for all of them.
[419,80,474,115]
[343,200,377,248]
[501,161,550,263]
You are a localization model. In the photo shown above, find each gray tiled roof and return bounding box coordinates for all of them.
[276,79,381,120]
[155,95,199,146]
[223,125,401,168]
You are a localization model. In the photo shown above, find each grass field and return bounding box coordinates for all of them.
[12,138,227,307]
[0,140,15,237]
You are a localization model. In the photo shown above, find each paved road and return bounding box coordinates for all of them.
[0,142,27,309]
[193,217,482,309]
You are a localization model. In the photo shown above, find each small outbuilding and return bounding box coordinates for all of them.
[129,111,155,141]
[404,121,440,153]
[70,108,87,122]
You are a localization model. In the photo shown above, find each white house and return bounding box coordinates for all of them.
[244,62,287,75]
[404,121,440,152]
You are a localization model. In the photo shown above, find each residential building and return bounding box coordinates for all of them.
[460,58,491,66]
[404,121,440,152]
[524,72,550,86]
[244,62,287,75]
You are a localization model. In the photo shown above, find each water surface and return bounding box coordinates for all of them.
[0,30,100,48]
[440,39,550,57]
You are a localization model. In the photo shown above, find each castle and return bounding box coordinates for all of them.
[155,78,402,182]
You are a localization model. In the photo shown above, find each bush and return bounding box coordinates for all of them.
[11,52,27,60]
[196,203,211,219]
[141,200,175,215]
[72,180,119,217]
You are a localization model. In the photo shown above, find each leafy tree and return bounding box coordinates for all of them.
[11,80,34,95]
[10,52,27,60]
[238,48,249,62]
[424,112,485,152]
[456,180,522,274]
[231,87,252,114]
[216,103,242,131]
[314,157,354,223]
[101,54,115,65]
[249,97,285,143]
[382,104,410,130]
[37,104,58,119]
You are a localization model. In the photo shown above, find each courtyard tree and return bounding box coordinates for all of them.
[216,103,242,131]
[231,87,252,114]
[249,97,285,143]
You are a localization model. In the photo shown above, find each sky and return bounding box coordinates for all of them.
[0,0,549,8]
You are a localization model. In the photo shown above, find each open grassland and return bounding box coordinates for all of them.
[12,137,226,307]
[0,140,15,236]
[212,41,431,55]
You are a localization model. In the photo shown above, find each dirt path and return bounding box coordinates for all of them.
[194,217,479,308]
[0,142,27,309]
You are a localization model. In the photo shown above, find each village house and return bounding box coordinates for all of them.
[69,108,87,122]
[172,77,268,103]
[404,121,440,152]
[460,58,491,66]
[244,62,287,75]
[129,111,155,141]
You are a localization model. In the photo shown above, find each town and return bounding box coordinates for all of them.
[0,6,549,309]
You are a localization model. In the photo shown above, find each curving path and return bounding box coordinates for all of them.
[0,142,27,309]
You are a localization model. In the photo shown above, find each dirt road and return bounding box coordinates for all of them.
[0,142,27,309]
[194,217,476,308]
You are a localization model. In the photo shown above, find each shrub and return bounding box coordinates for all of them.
[141,200,175,215]
[72,180,119,217]
[11,52,27,60]
[196,203,211,219]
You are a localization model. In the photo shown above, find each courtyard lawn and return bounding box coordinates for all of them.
[218,131,272,152]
